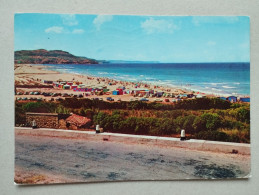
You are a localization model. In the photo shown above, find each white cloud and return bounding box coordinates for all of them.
[141,18,178,34]
[192,16,239,26]
[60,14,78,26]
[207,41,216,46]
[72,29,85,34]
[93,15,113,30]
[45,26,64,34]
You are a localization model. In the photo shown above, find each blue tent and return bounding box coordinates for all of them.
[240,97,250,102]
[112,90,119,95]
[227,96,237,102]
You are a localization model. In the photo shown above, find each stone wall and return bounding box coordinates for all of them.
[26,113,59,129]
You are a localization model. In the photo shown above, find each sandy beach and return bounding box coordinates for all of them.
[15,64,195,102]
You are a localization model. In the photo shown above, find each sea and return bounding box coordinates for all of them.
[43,63,250,97]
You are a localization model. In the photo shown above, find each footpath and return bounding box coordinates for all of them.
[15,127,250,155]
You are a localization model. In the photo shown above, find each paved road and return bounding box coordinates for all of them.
[15,134,250,183]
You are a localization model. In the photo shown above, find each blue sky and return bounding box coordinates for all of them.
[14,14,250,63]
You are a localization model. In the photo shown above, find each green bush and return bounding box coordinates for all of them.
[195,131,230,142]
[22,102,57,113]
[200,113,221,131]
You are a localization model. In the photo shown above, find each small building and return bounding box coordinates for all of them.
[26,113,91,130]
[65,114,91,130]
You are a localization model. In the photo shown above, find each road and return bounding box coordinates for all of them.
[15,134,250,184]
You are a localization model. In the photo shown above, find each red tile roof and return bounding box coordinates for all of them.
[66,114,91,127]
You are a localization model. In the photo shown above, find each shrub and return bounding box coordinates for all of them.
[200,113,221,131]
[195,131,230,142]
[236,107,250,123]
[22,102,57,113]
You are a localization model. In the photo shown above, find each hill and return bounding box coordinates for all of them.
[14,49,99,64]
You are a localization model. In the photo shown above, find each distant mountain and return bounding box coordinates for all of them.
[14,49,99,64]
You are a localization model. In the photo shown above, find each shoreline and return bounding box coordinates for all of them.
[14,64,250,102]
[38,63,250,98]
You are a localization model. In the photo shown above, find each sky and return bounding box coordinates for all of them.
[14,14,250,63]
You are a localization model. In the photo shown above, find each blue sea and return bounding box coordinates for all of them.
[43,63,250,96]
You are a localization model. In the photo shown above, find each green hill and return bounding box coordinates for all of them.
[15,49,99,64]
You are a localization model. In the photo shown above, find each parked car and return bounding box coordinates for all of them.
[140,98,149,101]
[106,97,114,101]
[62,93,69,97]
[154,99,163,102]
[164,99,170,102]
[43,92,51,96]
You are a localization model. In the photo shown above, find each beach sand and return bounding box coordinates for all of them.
[15,64,195,102]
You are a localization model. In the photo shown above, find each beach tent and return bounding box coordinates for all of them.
[43,80,53,84]
[53,82,59,87]
[187,94,194,98]
[103,89,109,93]
[156,91,164,97]
[240,97,250,102]
[63,85,71,90]
[116,88,123,95]
[227,96,237,103]
[78,84,86,88]
[71,85,78,89]
[196,94,206,98]
[112,90,119,95]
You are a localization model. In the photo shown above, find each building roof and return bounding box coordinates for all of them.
[66,114,91,127]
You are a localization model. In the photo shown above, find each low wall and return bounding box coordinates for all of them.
[15,127,250,155]
[26,113,59,129]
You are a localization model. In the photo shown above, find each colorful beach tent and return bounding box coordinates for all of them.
[63,85,71,90]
